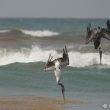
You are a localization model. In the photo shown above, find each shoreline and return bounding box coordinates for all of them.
[0,96,85,110]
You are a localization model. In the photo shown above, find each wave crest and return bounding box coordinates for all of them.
[0,29,60,37]
[21,30,60,37]
[0,46,59,66]
[0,46,110,68]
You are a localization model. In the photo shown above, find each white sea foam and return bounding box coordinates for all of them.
[0,29,60,37]
[21,30,60,37]
[0,46,59,66]
[69,52,102,67]
[0,46,110,67]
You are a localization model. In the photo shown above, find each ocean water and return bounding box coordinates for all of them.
[0,18,110,110]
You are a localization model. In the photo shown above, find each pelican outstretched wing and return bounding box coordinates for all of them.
[60,46,69,66]
[103,33,110,40]
[85,33,95,44]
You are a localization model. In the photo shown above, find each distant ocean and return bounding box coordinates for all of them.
[0,18,110,110]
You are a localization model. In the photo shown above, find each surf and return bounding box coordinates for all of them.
[22,30,60,37]
[0,46,110,68]
[0,29,60,37]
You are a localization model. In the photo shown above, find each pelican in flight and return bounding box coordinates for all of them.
[44,46,69,103]
[85,20,110,64]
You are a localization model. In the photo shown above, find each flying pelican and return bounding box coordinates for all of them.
[85,20,110,64]
[44,46,69,103]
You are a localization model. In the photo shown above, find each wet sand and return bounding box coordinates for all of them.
[0,96,85,110]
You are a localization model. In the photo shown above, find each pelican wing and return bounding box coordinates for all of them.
[44,46,69,71]
[60,46,69,66]
[103,33,110,41]
[85,27,102,44]
[85,34,95,44]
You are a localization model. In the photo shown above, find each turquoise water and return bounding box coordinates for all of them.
[0,18,107,32]
[0,63,110,99]
[0,63,110,110]
[0,18,110,110]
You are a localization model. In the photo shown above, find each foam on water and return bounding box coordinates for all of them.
[69,52,110,67]
[22,30,60,37]
[0,46,110,68]
[0,46,59,66]
[0,29,60,37]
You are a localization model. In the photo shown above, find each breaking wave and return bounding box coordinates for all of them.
[69,52,110,67]
[0,46,59,66]
[0,29,60,37]
[22,30,60,37]
[0,46,110,68]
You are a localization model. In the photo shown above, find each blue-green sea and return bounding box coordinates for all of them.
[0,18,110,110]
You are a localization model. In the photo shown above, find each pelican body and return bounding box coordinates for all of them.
[86,20,110,64]
[44,46,69,103]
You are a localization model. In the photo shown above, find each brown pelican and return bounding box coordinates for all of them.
[44,46,69,103]
[86,20,110,64]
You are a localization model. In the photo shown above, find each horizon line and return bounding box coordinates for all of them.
[0,16,110,20]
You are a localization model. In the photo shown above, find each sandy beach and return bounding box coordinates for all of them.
[0,96,85,110]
